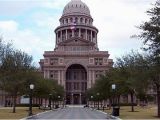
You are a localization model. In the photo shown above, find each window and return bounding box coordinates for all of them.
[85,19,87,24]
[59,58,63,64]
[94,58,103,65]
[50,58,58,65]
[70,18,73,23]
[80,18,83,23]
[65,19,68,24]
[75,17,78,23]
[50,70,58,80]
[45,59,48,63]
[95,71,103,79]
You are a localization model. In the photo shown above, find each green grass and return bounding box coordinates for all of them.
[0,107,46,119]
[104,105,159,119]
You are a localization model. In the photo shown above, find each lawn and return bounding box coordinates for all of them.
[0,107,46,119]
[105,105,159,119]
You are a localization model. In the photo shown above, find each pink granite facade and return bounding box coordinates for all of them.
[39,0,113,104]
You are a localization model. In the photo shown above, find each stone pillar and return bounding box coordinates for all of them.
[62,70,65,88]
[56,33,58,44]
[85,29,87,40]
[71,93,74,104]
[48,70,50,79]
[79,93,82,104]
[58,70,61,84]
[60,30,62,42]
[79,28,81,37]
[93,71,95,85]
[72,30,74,37]
[96,33,97,43]
[91,30,93,42]
[78,28,81,37]
[44,70,46,78]
[66,29,67,40]
[88,70,91,88]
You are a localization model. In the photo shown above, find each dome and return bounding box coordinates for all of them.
[62,0,91,17]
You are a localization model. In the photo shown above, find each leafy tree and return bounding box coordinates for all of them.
[135,0,160,117]
[0,50,33,113]
[115,51,149,112]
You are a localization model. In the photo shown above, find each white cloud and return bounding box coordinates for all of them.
[0,0,157,65]
[0,20,53,65]
[84,0,156,59]
[0,21,18,31]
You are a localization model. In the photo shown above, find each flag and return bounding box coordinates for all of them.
[70,20,77,30]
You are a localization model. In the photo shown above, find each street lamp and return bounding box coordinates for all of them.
[29,84,34,116]
[91,96,93,108]
[111,84,120,116]
[96,92,100,110]
[111,84,116,107]
[58,96,60,108]
[49,94,52,110]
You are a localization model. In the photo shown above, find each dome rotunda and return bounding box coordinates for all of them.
[62,0,91,17]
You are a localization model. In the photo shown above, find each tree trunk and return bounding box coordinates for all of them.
[109,98,112,109]
[12,94,17,113]
[157,86,160,117]
[118,95,120,108]
[131,92,134,112]
[38,98,41,109]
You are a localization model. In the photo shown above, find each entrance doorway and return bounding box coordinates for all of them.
[66,64,87,104]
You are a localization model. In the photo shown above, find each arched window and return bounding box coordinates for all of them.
[66,19,68,24]
[75,17,78,23]
[89,20,91,25]
[80,18,83,23]
[70,18,73,23]
[85,19,87,24]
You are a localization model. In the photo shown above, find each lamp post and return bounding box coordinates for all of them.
[96,92,100,110]
[49,94,52,110]
[29,84,34,116]
[111,84,116,107]
[91,96,93,108]
[112,84,120,116]
[58,96,60,107]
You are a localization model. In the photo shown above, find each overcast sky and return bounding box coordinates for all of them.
[0,0,156,66]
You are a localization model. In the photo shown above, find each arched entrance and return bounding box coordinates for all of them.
[66,64,87,104]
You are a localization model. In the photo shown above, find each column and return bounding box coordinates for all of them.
[88,71,91,88]
[60,30,62,42]
[72,30,74,37]
[71,93,74,104]
[62,70,65,87]
[92,71,95,85]
[79,93,82,104]
[85,29,87,40]
[96,33,97,43]
[44,70,46,78]
[58,70,61,84]
[79,28,81,37]
[56,33,58,44]
[91,71,93,87]
[66,29,67,40]
[91,31,93,42]
[48,70,50,79]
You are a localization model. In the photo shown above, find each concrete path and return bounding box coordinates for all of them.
[28,105,118,119]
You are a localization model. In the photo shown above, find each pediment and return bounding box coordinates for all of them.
[58,37,95,46]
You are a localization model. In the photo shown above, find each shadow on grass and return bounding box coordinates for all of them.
[128,111,139,112]
[152,116,160,119]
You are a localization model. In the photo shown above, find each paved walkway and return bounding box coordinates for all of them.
[28,105,118,119]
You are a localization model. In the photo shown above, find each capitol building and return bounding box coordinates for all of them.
[40,0,113,105]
